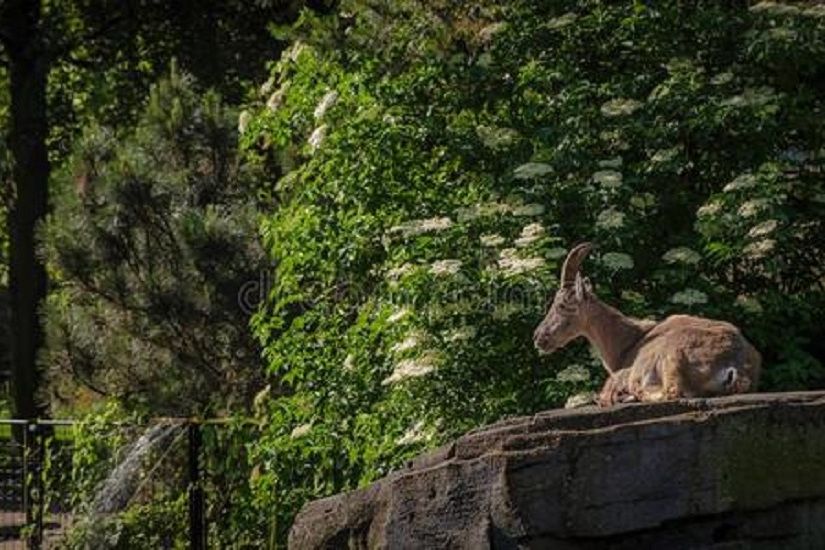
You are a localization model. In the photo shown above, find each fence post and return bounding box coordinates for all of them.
[25,421,43,550]
[36,422,45,547]
[188,422,205,550]
[22,422,30,546]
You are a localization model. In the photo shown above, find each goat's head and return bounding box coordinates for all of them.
[533,242,594,354]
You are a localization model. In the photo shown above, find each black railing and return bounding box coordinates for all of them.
[0,418,242,549]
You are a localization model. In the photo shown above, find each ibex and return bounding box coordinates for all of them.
[533,243,761,406]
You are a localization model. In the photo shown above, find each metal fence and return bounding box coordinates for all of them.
[0,418,250,549]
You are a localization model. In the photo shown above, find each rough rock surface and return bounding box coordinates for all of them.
[289,392,825,549]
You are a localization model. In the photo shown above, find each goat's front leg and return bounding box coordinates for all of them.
[637,384,667,402]
[597,370,638,407]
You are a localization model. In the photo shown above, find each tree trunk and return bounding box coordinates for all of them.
[1,0,50,419]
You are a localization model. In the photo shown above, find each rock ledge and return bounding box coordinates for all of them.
[289,391,825,549]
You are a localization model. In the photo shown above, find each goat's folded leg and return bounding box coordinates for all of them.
[637,384,668,402]
[597,370,637,406]
[597,378,617,407]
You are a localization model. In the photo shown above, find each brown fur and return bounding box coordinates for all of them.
[534,244,762,406]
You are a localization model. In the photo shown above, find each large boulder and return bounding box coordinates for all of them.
[289,392,825,549]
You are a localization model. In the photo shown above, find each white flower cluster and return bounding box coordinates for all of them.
[290,423,312,439]
[710,72,734,86]
[266,84,289,111]
[598,129,630,150]
[477,125,519,149]
[803,4,825,17]
[738,199,769,218]
[743,239,775,259]
[596,208,625,230]
[592,170,622,188]
[456,202,509,221]
[313,90,339,120]
[747,219,778,238]
[547,12,577,30]
[430,259,462,276]
[670,289,708,306]
[386,263,415,281]
[697,201,722,218]
[498,248,545,276]
[600,252,634,271]
[456,201,544,221]
[238,110,251,135]
[663,247,702,265]
[308,125,327,153]
[749,2,801,16]
[630,193,655,210]
[477,22,507,44]
[598,157,623,169]
[735,295,763,314]
[650,147,680,164]
[513,162,553,180]
[545,247,568,260]
[382,353,438,385]
[600,98,643,117]
[387,307,411,324]
[664,57,697,74]
[259,76,276,98]
[285,41,307,63]
[391,333,422,354]
[388,216,453,237]
[512,203,545,216]
[556,364,591,383]
[480,233,506,247]
[723,173,758,193]
[443,326,477,343]
[721,86,778,109]
[515,223,545,247]
[396,421,430,446]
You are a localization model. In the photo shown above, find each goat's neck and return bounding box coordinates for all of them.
[580,297,647,372]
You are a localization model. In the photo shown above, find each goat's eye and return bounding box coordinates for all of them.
[724,368,736,386]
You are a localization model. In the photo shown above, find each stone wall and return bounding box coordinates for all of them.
[289,392,825,549]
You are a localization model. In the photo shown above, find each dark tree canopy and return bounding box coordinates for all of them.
[0,0,313,417]
[42,65,269,415]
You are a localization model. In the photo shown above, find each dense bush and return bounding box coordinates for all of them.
[238,0,825,543]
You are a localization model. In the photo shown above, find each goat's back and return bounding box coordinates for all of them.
[626,314,761,396]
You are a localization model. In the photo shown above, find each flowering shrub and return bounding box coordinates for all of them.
[241,0,825,542]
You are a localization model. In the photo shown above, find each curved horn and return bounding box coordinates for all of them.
[560,242,593,287]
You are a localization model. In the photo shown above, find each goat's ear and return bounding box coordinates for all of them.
[583,276,593,294]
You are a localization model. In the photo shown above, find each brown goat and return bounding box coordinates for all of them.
[533,243,761,406]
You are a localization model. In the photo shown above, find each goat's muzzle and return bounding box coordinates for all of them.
[533,327,556,355]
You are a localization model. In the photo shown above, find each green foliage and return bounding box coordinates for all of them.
[66,402,137,507]
[50,403,262,549]
[59,403,189,549]
[41,65,269,415]
[41,0,304,166]
[239,0,825,543]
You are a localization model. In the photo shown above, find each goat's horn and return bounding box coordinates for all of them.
[560,242,593,287]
